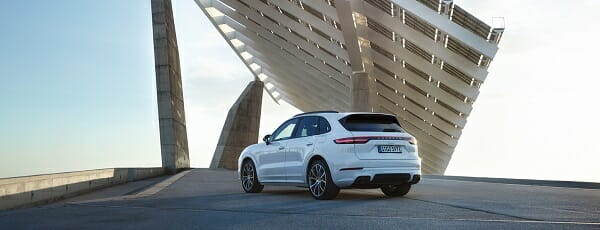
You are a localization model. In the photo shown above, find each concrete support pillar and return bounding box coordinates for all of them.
[336,0,377,112]
[151,0,190,174]
[211,81,264,170]
[352,72,375,112]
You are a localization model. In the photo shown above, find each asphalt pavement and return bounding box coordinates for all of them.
[0,169,599,229]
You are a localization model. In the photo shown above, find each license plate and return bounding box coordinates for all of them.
[378,145,402,153]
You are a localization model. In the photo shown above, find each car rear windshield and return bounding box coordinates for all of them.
[339,114,405,132]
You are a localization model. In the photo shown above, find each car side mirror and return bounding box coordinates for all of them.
[263,134,272,145]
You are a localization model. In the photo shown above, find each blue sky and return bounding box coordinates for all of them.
[0,1,161,176]
[1,1,599,182]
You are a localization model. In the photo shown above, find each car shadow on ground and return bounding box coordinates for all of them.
[259,188,390,201]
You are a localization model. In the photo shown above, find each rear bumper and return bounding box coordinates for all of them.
[329,158,421,188]
[351,174,420,188]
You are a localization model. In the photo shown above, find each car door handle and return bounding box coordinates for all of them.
[278,146,285,150]
[306,143,313,146]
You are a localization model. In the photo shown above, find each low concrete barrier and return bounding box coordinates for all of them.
[0,168,165,211]
[424,175,600,189]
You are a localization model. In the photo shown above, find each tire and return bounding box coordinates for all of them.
[241,160,263,193]
[381,184,411,197]
[307,159,339,200]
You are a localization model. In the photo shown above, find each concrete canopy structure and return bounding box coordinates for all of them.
[195,0,503,174]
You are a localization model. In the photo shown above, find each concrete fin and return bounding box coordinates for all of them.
[211,81,264,170]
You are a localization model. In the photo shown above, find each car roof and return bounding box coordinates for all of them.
[294,111,394,120]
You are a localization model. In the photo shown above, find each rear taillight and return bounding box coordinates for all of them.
[408,137,416,145]
[333,137,369,144]
[334,136,416,144]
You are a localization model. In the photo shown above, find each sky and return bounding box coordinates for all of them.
[0,1,599,182]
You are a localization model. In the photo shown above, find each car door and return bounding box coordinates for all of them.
[257,118,298,182]
[285,116,319,183]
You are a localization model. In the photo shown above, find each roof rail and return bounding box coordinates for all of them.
[294,111,339,117]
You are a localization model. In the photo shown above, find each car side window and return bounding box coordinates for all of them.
[318,117,331,134]
[271,119,298,141]
[296,116,319,138]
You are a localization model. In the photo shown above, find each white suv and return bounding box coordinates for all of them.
[238,111,421,200]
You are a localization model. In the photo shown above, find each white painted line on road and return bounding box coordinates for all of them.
[134,170,191,197]
[69,170,192,204]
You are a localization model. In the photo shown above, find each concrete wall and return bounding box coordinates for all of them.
[0,168,165,211]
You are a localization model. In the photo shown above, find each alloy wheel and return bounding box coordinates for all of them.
[241,162,255,191]
[308,163,327,197]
